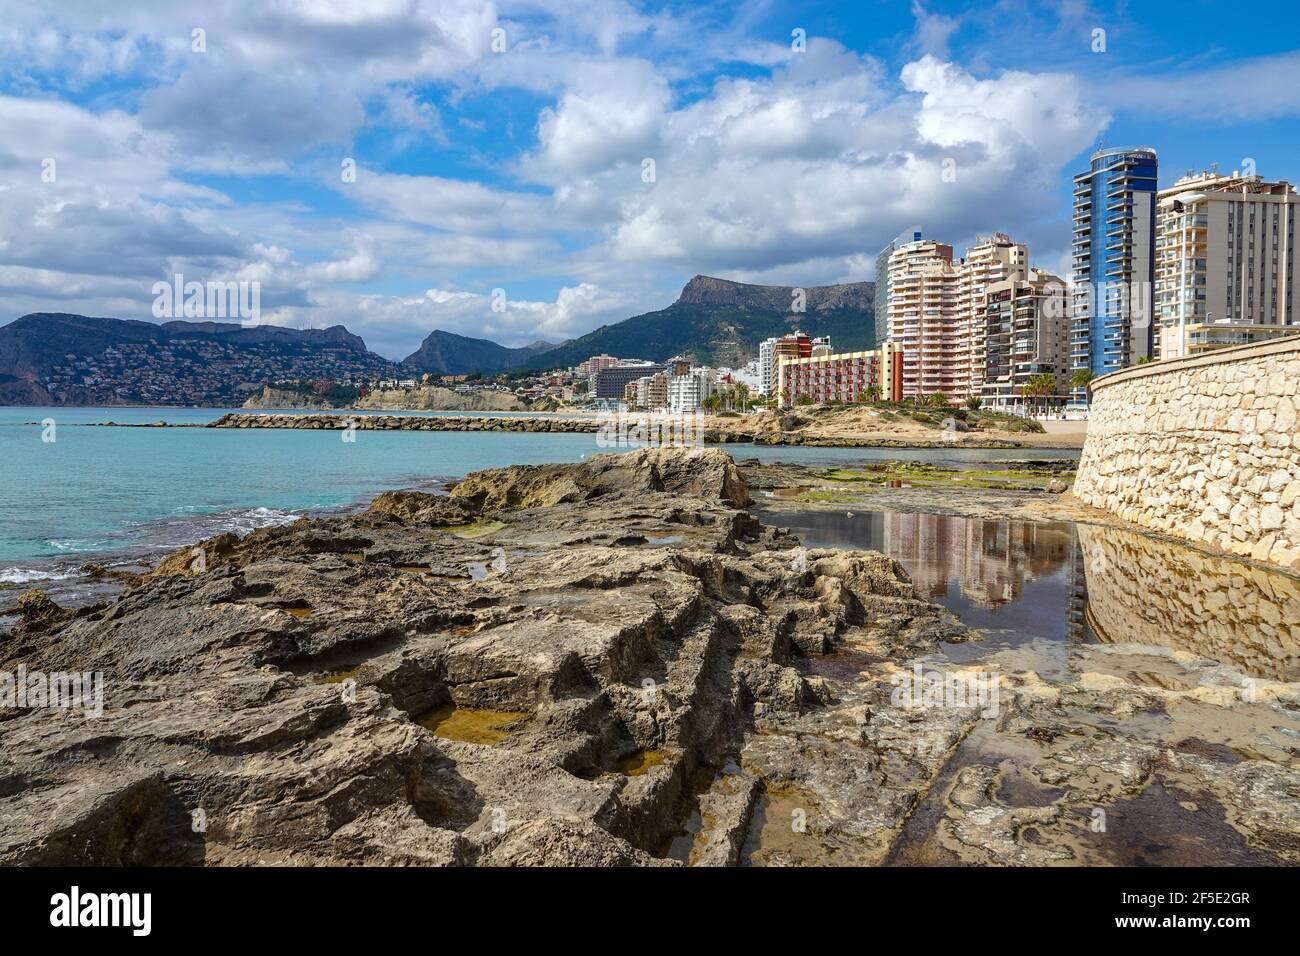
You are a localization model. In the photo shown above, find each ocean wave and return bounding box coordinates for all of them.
[45,539,112,553]
[0,567,77,585]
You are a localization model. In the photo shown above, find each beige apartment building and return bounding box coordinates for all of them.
[888,235,1030,403]
[980,270,1071,412]
[1155,170,1300,360]
[887,239,960,401]
[957,233,1029,394]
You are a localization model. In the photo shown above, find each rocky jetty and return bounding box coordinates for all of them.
[201,411,1030,448]
[210,411,606,433]
[2,448,1297,866]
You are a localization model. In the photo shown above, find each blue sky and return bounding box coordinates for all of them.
[1,0,1298,358]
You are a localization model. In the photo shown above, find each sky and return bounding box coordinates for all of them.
[1,0,1299,360]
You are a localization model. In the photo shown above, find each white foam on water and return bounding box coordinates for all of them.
[0,568,77,585]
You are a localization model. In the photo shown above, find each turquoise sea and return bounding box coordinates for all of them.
[0,406,1076,596]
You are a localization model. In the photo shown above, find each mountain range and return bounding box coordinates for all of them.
[518,275,875,370]
[0,313,401,406]
[0,276,876,404]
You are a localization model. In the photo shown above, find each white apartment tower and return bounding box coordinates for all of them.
[887,240,961,401]
[757,337,777,397]
[1155,169,1300,360]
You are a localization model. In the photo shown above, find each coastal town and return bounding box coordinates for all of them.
[270,152,1300,423]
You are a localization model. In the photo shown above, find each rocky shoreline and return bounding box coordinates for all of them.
[2,448,1296,866]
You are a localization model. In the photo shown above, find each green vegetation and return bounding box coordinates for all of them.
[810,461,1073,493]
[1018,372,1059,416]
[268,379,361,406]
[440,519,506,538]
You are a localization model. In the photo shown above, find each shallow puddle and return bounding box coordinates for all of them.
[738,784,872,866]
[418,706,530,745]
[759,506,1300,680]
[616,749,668,776]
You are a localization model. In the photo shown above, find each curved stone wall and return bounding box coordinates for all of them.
[1073,335,1300,572]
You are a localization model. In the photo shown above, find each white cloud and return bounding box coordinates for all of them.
[8,0,1287,363]
[1095,50,1300,123]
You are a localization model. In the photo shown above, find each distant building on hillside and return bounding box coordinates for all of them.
[577,354,618,377]
[593,361,659,399]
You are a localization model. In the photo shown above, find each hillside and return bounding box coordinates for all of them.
[404,329,557,375]
[0,313,402,406]
[521,275,875,370]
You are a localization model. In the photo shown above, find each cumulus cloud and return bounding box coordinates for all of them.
[272,281,638,358]
[5,0,1276,359]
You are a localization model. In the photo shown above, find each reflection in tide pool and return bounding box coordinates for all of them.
[760,508,1300,681]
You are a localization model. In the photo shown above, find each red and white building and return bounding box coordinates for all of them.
[777,343,904,407]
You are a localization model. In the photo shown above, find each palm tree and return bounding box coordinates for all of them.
[1069,368,1094,391]
[1020,372,1057,417]
[863,385,881,403]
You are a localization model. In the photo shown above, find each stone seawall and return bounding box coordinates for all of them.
[1073,336,1300,571]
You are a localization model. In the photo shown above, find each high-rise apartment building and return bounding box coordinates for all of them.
[981,270,1072,413]
[757,337,777,396]
[958,233,1028,395]
[634,372,668,410]
[887,239,961,401]
[769,331,812,400]
[1155,169,1300,360]
[875,227,923,346]
[666,368,717,412]
[1070,146,1158,402]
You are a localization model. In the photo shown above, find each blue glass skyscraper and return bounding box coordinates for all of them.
[1070,147,1158,402]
